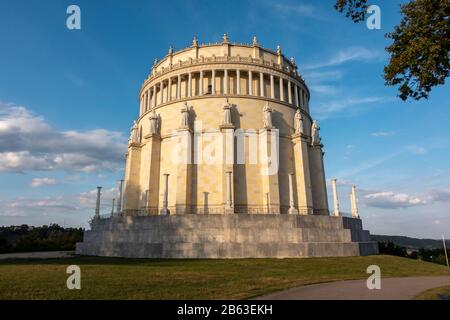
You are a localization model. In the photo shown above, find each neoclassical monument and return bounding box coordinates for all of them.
[76,35,378,258]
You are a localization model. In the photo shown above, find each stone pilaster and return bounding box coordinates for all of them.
[174,128,193,214]
[123,143,141,214]
[260,128,280,214]
[291,133,313,214]
[141,133,162,215]
[220,124,235,214]
[309,144,329,215]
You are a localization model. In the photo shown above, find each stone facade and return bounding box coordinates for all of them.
[76,36,378,258]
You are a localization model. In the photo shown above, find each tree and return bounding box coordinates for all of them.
[335,0,450,101]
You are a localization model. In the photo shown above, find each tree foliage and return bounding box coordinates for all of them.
[335,0,450,101]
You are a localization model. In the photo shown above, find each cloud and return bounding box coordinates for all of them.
[0,187,118,218]
[424,189,450,203]
[314,96,385,119]
[404,145,427,155]
[30,178,58,188]
[362,191,427,209]
[309,85,337,95]
[304,47,383,70]
[266,1,315,17]
[303,70,343,81]
[371,131,397,137]
[0,103,127,173]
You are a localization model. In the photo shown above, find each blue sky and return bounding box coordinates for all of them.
[1,0,449,238]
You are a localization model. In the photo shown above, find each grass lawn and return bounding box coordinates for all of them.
[1,254,450,299]
[415,285,450,300]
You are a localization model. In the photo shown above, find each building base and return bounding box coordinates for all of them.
[76,215,378,258]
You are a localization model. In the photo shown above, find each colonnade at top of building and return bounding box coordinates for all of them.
[139,68,310,117]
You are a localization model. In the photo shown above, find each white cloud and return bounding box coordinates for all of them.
[30,178,58,188]
[404,145,427,155]
[303,70,343,81]
[304,46,383,70]
[362,191,427,209]
[371,131,397,137]
[309,85,337,95]
[0,103,127,173]
[266,1,315,17]
[314,96,385,119]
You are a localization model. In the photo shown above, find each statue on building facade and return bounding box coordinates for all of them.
[222,99,232,125]
[294,108,303,134]
[311,120,321,146]
[252,36,258,46]
[129,120,139,144]
[149,110,160,135]
[263,103,273,129]
[181,102,190,128]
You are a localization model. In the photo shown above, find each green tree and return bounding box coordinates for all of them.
[335,0,450,101]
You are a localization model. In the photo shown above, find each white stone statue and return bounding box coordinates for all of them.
[129,120,139,144]
[252,36,258,46]
[276,45,281,55]
[311,120,321,146]
[181,102,190,128]
[222,33,229,43]
[192,36,198,47]
[294,108,303,134]
[149,110,159,135]
[222,99,232,125]
[263,103,273,129]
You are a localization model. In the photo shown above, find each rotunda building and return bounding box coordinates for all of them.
[123,35,328,216]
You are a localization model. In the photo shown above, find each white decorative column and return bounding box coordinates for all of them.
[95,186,102,218]
[152,86,157,108]
[236,69,241,94]
[117,179,123,213]
[351,185,359,218]
[331,179,340,217]
[224,171,234,214]
[270,74,275,99]
[294,85,299,107]
[224,69,228,94]
[177,74,181,99]
[167,77,172,102]
[212,69,216,95]
[288,80,292,104]
[288,173,299,214]
[248,71,253,95]
[259,72,264,97]
[160,173,170,215]
[159,81,164,105]
[279,77,284,101]
[199,71,204,95]
[188,72,192,97]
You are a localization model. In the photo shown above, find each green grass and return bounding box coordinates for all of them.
[1,255,450,299]
[415,285,450,300]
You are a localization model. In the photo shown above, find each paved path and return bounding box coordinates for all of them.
[0,251,75,260]
[257,276,450,300]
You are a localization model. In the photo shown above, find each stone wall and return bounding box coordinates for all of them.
[76,215,378,258]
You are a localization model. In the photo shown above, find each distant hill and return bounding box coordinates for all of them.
[372,234,449,250]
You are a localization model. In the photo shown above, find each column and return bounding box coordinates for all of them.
[160,174,170,215]
[259,72,264,97]
[159,81,164,105]
[139,96,143,115]
[199,71,204,95]
[174,126,193,214]
[167,77,172,102]
[279,77,284,102]
[220,123,235,214]
[117,179,123,213]
[351,185,359,218]
[270,74,275,99]
[309,144,329,215]
[248,71,253,95]
[260,128,280,214]
[95,186,102,218]
[294,85,299,107]
[123,144,141,214]
[236,69,241,94]
[288,80,292,104]
[288,173,298,214]
[110,198,115,217]
[331,179,340,217]
[225,171,233,213]
[152,86,157,108]
[212,69,216,95]
[188,72,192,97]
[224,69,228,94]
[177,74,181,99]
